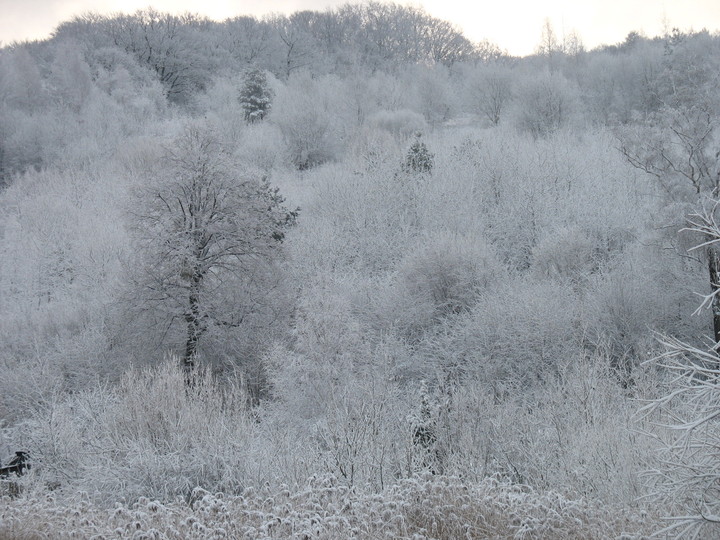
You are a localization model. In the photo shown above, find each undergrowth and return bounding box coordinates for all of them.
[0,475,653,539]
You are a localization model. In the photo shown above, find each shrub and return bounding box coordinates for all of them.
[419,279,581,383]
[0,475,654,539]
[514,72,581,138]
[391,231,503,340]
[367,109,427,139]
[531,225,599,282]
[20,358,255,502]
[271,73,348,169]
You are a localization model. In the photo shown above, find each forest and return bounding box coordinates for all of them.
[1,3,720,538]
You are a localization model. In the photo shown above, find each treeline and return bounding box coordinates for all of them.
[1,3,719,184]
[1,1,489,184]
[52,4,490,98]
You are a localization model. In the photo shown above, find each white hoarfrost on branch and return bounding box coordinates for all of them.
[640,199,720,538]
[131,124,297,370]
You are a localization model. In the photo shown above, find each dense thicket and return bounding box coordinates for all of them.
[2,4,720,536]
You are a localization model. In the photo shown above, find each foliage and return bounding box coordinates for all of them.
[367,109,427,139]
[464,63,513,125]
[391,230,502,340]
[18,358,254,502]
[514,72,581,138]
[270,72,350,169]
[530,225,599,282]
[637,202,720,537]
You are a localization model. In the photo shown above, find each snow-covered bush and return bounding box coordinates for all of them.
[639,337,720,538]
[234,121,286,173]
[513,71,582,138]
[390,230,503,340]
[346,125,401,172]
[289,162,419,273]
[367,109,427,139]
[531,225,599,282]
[262,277,415,488]
[583,242,703,374]
[463,63,514,125]
[271,73,351,169]
[194,75,247,145]
[401,65,456,126]
[19,358,256,502]
[420,278,581,383]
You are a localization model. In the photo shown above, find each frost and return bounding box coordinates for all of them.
[0,476,653,538]
[0,7,717,540]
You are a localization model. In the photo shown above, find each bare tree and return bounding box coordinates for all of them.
[620,104,720,342]
[618,29,720,343]
[536,18,563,70]
[267,13,317,78]
[466,65,513,126]
[222,16,275,69]
[422,17,475,65]
[634,198,720,537]
[132,125,296,370]
[73,9,213,102]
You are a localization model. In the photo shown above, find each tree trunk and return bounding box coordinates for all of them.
[707,243,720,346]
[183,276,203,373]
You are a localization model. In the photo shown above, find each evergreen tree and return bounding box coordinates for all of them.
[239,68,274,123]
[402,133,434,174]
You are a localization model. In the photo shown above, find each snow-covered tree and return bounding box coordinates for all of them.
[271,72,349,169]
[464,64,513,126]
[640,335,720,538]
[239,68,274,123]
[635,202,720,537]
[130,124,296,370]
[514,71,580,138]
[402,133,434,174]
[619,50,720,342]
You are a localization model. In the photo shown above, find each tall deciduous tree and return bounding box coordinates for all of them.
[465,64,513,126]
[640,207,720,534]
[536,18,562,68]
[132,125,297,370]
[619,33,720,342]
[267,13,317,78]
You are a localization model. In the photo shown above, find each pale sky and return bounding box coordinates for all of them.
[1,0,719,56]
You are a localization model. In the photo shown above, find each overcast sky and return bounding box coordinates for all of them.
[1,0,719,56]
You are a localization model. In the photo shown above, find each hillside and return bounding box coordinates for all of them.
[2,4,720,537]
